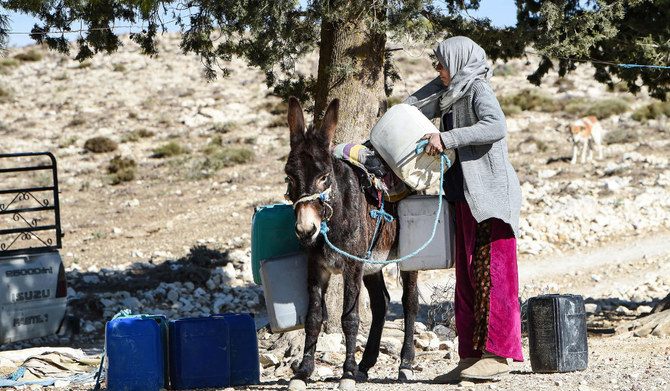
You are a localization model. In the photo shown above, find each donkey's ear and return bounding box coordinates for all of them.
[321,98,339,146]
[287,96,306,137]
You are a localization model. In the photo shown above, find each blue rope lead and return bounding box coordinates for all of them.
[321,142,451,265]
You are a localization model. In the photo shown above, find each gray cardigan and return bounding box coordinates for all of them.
[404,77,522,237]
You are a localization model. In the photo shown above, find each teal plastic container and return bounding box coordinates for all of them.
[251,203,302,284]
[213,313,260,385]
[105,315,168,391]
[169,317,231,389]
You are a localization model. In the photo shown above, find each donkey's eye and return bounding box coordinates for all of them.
[285,176,295,185]
[317,173,329,184]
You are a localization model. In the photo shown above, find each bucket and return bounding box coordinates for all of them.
[212,313,260,386]
[168,317,231,389]
[251,203,302,284]
[398,195,455,271]
[370,103,455,191]
[527,294,588,373]
[105,316,168,391]
[260,251,309,333]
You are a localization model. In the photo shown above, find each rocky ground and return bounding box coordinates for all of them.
[0,34,669,390]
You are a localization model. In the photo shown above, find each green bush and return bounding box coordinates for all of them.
[84,136,118,153]
[108,155,137,184]
[113,64,126,72]
[203,147,254,170]
[632,101,670,122]
[153,142,186,158]
[498,89,560,115]
[13,49,43,62]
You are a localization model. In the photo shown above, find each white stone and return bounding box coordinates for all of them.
[316,333,343,352]
[259,353,279,368]
[316,366,334,378]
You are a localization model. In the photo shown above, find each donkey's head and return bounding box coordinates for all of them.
[284,97,339,245]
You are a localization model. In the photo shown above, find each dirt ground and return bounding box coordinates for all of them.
[1,35,669,390]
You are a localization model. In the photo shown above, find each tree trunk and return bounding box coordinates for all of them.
[313,1,387,144]
[313,1,387,333]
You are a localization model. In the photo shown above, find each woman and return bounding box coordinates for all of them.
[404,36,523,382]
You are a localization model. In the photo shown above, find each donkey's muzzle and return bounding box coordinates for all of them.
[295,222,319,243]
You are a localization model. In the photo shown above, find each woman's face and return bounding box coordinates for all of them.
[436,62,451,87]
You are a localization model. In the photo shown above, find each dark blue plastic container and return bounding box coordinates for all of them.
[169,317,231,389]
[105,316,168,391]
[213,313,260,385]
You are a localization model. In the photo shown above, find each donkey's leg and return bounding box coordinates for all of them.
[357,270,390,381]
[339,262,364,390]
[398,270,419,381]
[289,266,330,390]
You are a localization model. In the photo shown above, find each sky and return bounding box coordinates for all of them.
[3,1,518,47]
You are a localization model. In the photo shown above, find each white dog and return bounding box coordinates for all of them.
[569,116,604,164]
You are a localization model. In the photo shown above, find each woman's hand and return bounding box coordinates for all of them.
[421,133,445,156]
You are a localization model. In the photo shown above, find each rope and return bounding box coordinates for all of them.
[321,140,451,265]
[364,197,394,259]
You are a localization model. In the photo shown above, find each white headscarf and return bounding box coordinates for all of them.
[434,36,492,112]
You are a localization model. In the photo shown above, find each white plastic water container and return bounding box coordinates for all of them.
[370,104,455,191]
[260,251,309,332]
[398,195,455,271]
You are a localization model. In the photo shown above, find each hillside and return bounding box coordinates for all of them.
[0,34,669,390]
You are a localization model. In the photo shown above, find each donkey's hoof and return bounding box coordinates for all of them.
[355,371,368,383]
[287,379,307,391]
[338,378,356,390]
[398,368,415,381]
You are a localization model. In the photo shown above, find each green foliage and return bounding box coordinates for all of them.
[152,141,186,158]
[108,155,137,184]
[84,136,118,153]
[498,89,561,115]
[518,0,669,100]
[386,96,404,108]
[1,0,666,106]
[113,63,126,72]
[632,101,670,122]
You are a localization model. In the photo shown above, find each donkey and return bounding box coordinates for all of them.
[283,97,419,391]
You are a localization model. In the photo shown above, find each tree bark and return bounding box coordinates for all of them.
[313,1,387,144]
[313,1,387,333]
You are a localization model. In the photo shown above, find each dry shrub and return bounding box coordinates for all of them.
[0,86,13,104]
[493,63,517,77]
[386,95,404,108]
[13,49,43,62]
[583,98,630,119]
[202,147,254,170]
[152,141,186,158]
[108,156,137,184]
[0,58,21,75]
[499,89,561,116]
[632,101,670,122]
[211,121,238,133]
[84,136,118,153]
[121,129,155,143]
[605,129,639,145]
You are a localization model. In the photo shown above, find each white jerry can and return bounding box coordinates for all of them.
[370,103,455,191]
[398,195,455,271]
[260,251,309,333]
